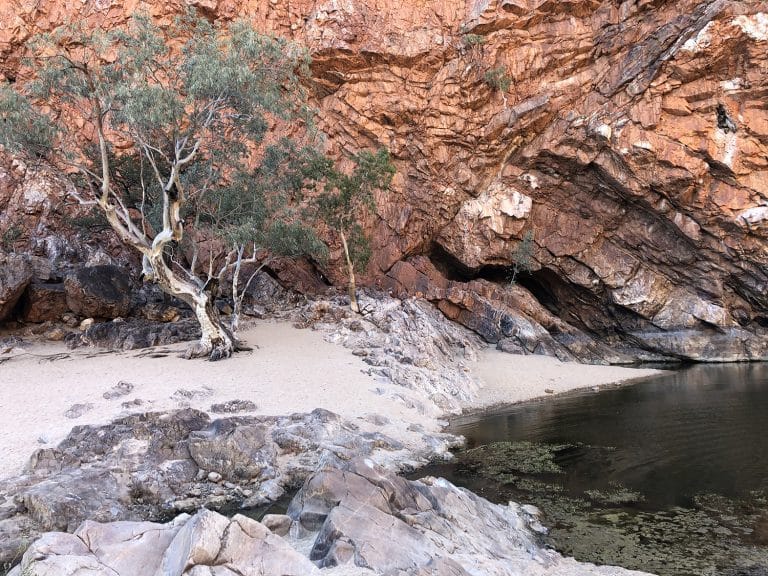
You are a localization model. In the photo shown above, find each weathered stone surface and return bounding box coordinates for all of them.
[296,293,482,415]
[209,399,258,414]
[64,265,132,319]
[21,281,68,323]
[3,1,768,361]
[189,419,277,481]
[383,256,631,364]
[293,459,654,576]
[0,253,32,321]
[10,462,653,576]
[66,318,202,351]
[0,405,458,566]
[9,509,318,576]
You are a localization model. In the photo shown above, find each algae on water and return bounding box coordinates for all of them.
[445,440,768,576]
[458,441,571,476]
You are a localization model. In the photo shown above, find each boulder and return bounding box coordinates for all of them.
[0,254,32,321]
[0,404,457,567]
[188,419,278,482]
[9,509,318,576]
[290,459,653,576]
[21,281,68,322]
[64,265,132,319]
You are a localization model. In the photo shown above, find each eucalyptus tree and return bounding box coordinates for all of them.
[0,13,326,360]
[316,148,394,313]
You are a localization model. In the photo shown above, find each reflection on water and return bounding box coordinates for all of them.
[419,363,768,576]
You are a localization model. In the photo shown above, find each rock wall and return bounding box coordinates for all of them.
[2,0,768,360]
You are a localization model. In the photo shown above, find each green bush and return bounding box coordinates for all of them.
[483,65,512,92]
[462,33,486,48]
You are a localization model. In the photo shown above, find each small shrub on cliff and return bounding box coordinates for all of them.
[483,65,512,92]
[461,33,486,48]
[509,230,535,285]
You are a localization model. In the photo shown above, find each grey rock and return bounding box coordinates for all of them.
[293,459,653,576]
[297,295,482,416]
[209,399,257,413]
[66,318,201,351]
[189,419,277,482]
[0,407,433,566]
[103,380,135,400]
[8,460,654,576]
[63,402,93,419]
[261,514,292,537]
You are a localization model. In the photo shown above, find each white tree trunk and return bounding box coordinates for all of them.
[339,229,360,314]
[148,253,237,361]
[90,95,241,360]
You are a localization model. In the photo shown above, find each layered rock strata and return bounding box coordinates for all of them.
[3,1,768,361]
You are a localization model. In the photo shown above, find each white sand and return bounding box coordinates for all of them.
[0,322,663,480]
[0,321,422,480]
[469,348,663,409]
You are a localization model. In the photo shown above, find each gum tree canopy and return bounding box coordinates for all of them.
[0,14,346,360]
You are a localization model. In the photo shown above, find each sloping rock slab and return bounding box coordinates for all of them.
[0,409,458,566]
[290,459,654,576]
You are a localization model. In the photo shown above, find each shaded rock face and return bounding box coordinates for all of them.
[10,460,652,576]
[21,281,68,323]
[0,409,460,566]
[63,264,133,319]
[0,254,31,321]
[3,1,768,360]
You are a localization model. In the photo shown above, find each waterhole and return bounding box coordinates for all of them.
[418,363,768,576]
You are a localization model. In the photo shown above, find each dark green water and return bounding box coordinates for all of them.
[419,363,768,576]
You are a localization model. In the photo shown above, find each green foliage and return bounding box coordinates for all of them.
[483,65,512,92]
[315,148,396,271]
[510,230,535,284]
[5,12,322,268]
[462,33,486,48]
[0,83,56,157]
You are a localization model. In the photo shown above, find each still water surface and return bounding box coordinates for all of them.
[420,363,768,575]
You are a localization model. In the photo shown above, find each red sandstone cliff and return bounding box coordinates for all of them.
[2,0,768,361]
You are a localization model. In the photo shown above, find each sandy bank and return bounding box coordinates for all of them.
[469,348,663,410]
[0,320,663,480]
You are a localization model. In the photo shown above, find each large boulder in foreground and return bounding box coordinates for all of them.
[8,509,317,576]
[0,253,32,321]
[64,264,132,319]
[10,460,653,576]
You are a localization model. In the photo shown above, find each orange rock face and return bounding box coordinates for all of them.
[3,0,768,360]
